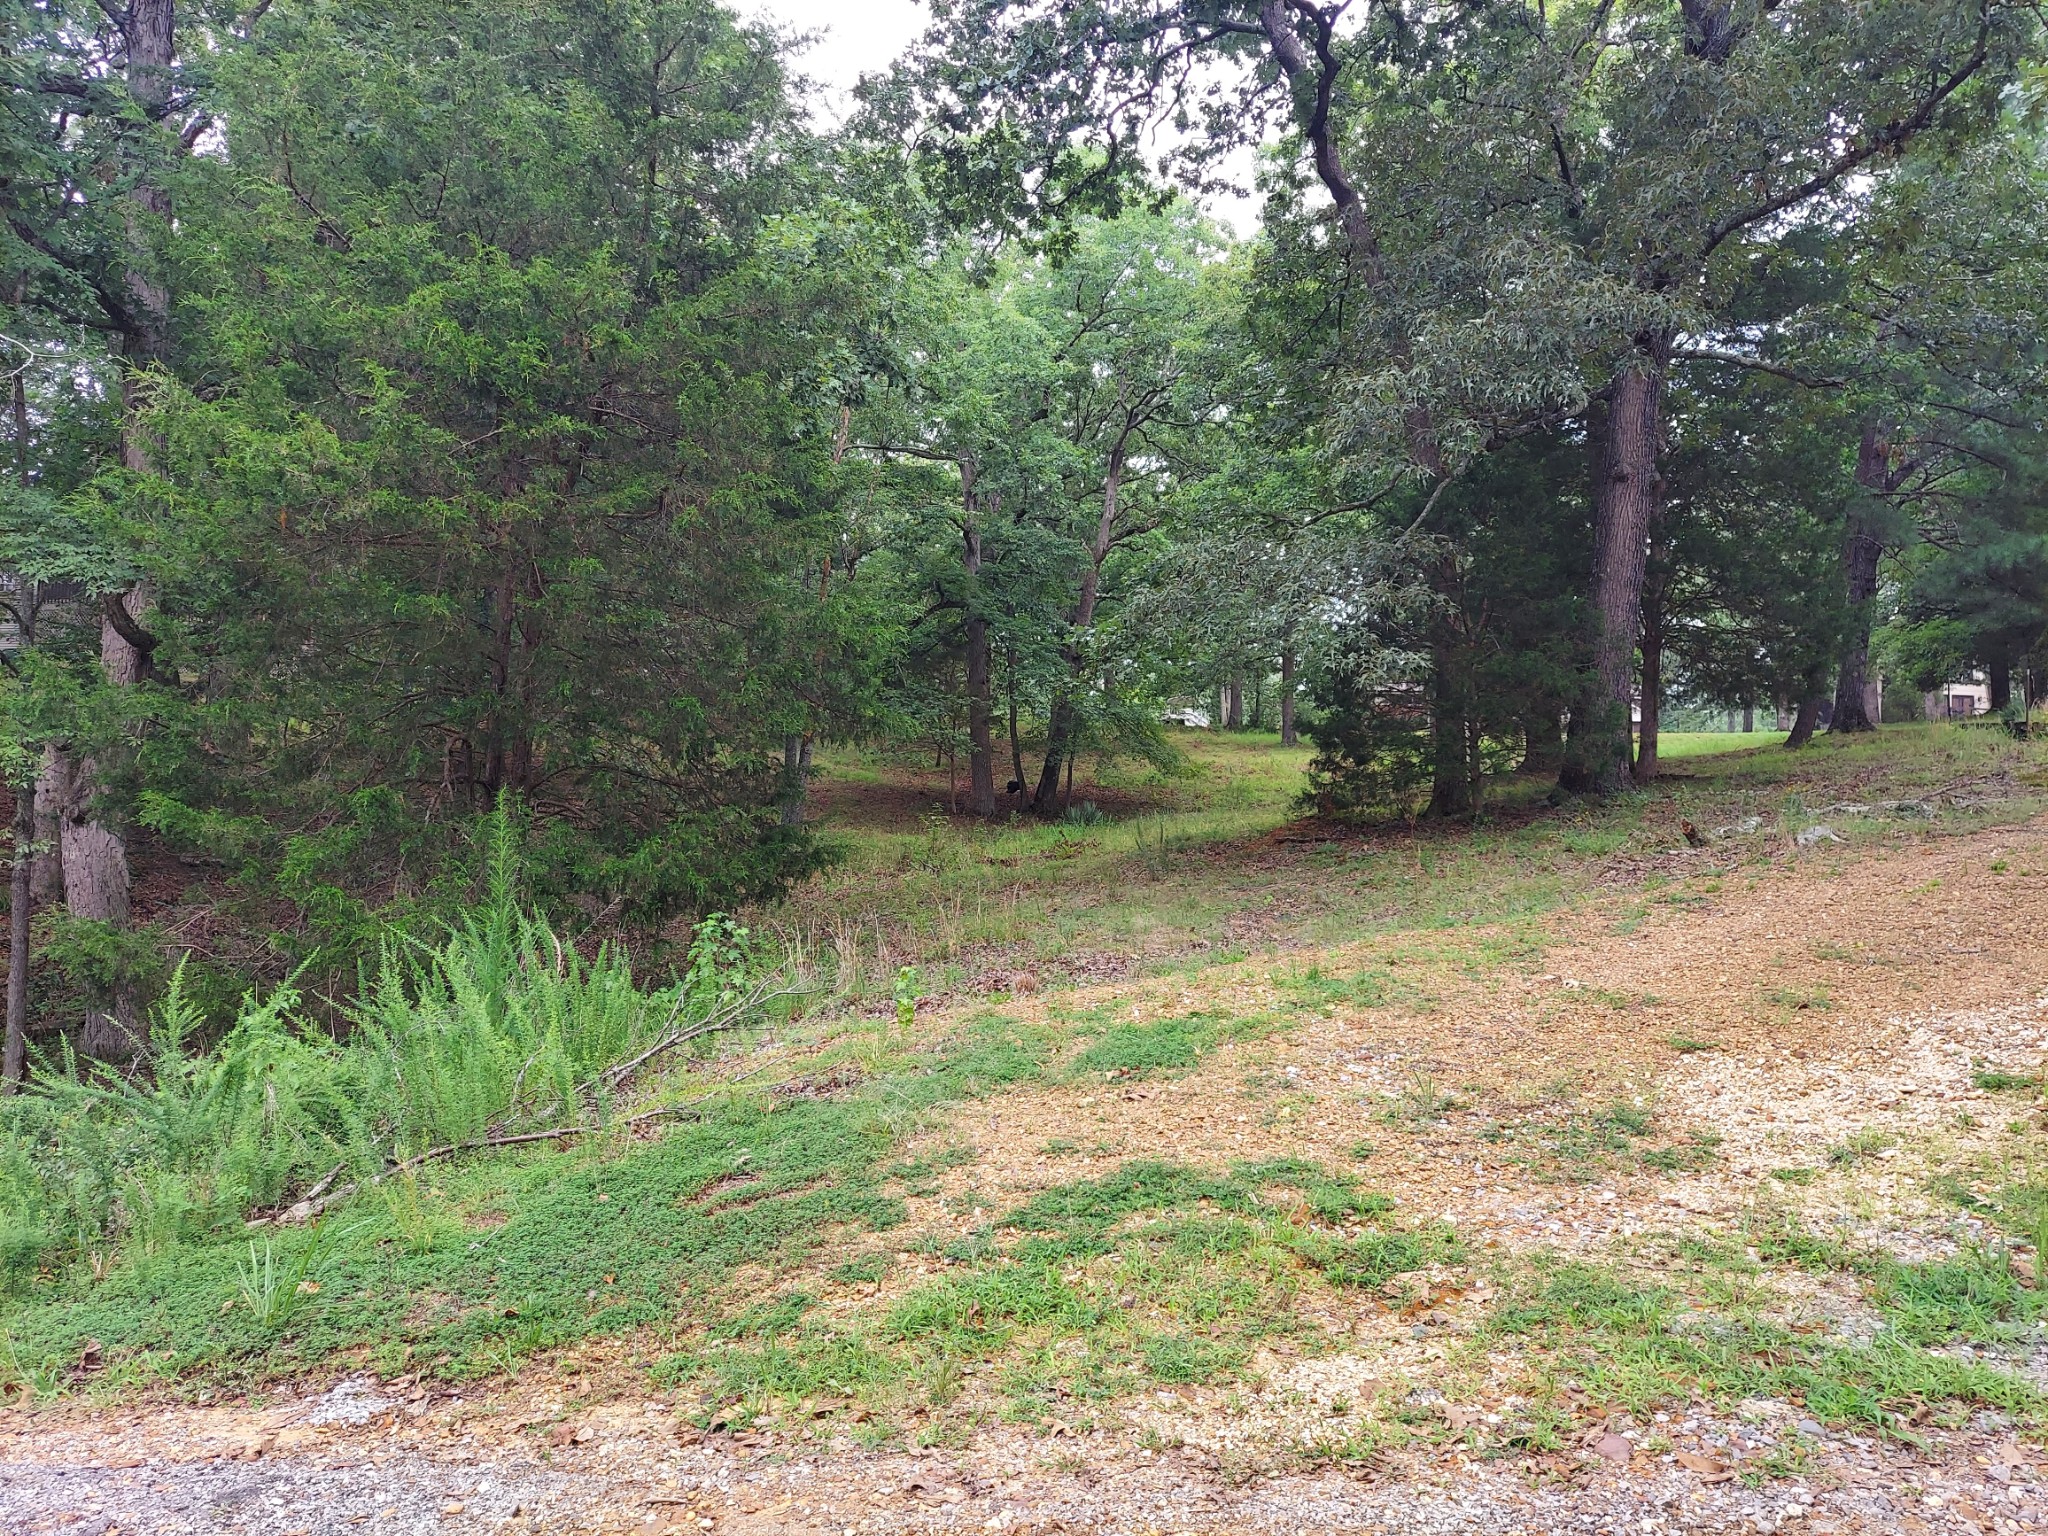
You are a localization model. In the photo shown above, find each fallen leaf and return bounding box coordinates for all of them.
[1590,1432,1633,1465]
[1674,1450,1734,1482]
[1998,1439,2030,1468]
[1442,1405,1482,1431]
[440,1500,465,1516]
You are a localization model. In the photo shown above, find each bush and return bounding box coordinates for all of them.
[0,887,757,1291]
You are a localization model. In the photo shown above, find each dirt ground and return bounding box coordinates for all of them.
[7,820,2048,1535]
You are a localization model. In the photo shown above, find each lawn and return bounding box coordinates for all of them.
[6,721,2047,1464]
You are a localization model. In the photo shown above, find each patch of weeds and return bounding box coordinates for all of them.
[1070,1011,1281,1081]
[1479,1102,1701,1182]
[1753,1213,2048,1348]
[885,1143,980,1182]
[1971,1067,2042,1093]
[1278,966,1407,1012]
[1041,1138,1082,1157]
[1487,1257,2043,1430]
[1640,1132,1721,1174]
[1739,1438,1816,1487]
[0,1012,1055,1385]
[1347,1139,1377,1163]
[1141,1333,1244,1384]
[1374,1071,1462,1128]
[1764,986,1833,1012]
[1769,1167,1820,1186]
[664,1157,1452,1434]
[828,1253,893,1286]
[710,1293,816,1340]
[1827,1129,1895,1167]
[1668,1036,1716,1054]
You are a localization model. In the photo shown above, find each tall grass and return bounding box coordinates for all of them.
[0,883,756,1291]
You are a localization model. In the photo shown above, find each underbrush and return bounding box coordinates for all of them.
[0,1011,1057,1390]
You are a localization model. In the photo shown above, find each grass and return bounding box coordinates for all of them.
[657,1157,1460,1431]
[8,717,2048,1463]
[0,1010,1056,1391]
[1068,1008,1284,1080]
[767,723,2048,1009]
[1475,1102,1719,1181]
[1484,1249,2045,1434]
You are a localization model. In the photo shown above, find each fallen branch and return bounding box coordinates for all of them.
[276,1060,785,1224]
[594,973,807,1096]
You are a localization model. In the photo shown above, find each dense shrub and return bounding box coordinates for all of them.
[0,890,754,1290]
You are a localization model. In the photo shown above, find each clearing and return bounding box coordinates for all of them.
[7,726,2048,1536]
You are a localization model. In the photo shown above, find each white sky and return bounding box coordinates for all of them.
[745,0,1264,235]
[746,0,929,119]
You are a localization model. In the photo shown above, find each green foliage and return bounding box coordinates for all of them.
[1488,1255,2043,1428]
[662,1155,1452,1424]
[1068,1010,1275,1080]
[0,1010,1056,1383]
[0,873,766,1288]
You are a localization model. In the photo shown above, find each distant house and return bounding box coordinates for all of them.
[1926,675,1992,719]
[1162,702,1213,728]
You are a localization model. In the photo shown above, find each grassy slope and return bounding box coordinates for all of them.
[7,722,2048,1454]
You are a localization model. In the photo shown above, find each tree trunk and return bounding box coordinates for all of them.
[1633,545,1667,785]
[4,585,31,1090]
[961,522,996,818]
[5,767,31,1089]
[48,0,177,1067]
[29,746,62,904]
[1006,653,1025,805]
[1785,693,1825,749]
[1831,424,1891,734]
[1034,451,1122,814]
[46,747,141,1063]
[1561,345,1666,795]
[1428,641,1476,819]
[1519,704,1565,775]
[1989,661,2012,714]
[1742,703,1754,734]
[1225,676,1244,731]
[1032,699,1075,812]
[778,733,806,827]
[5,306,30,1088]
[1279,649,1298,747]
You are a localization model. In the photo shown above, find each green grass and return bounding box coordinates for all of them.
[658,1156,1459,1430]
[12,720,2048,1424]
[1475,1102,1717,1181]
[1972,1068,2042,1093]
[1655,731,1791,759]
[770,723,2048,1008]
[0,1012,1057,1391]
[1068,1009,1284,1080]
[1487,1250,2045,1432]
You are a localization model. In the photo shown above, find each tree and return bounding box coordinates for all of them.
[904,0,2035,797]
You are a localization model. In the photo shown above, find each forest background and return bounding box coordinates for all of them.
[3,0,2047,1080]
